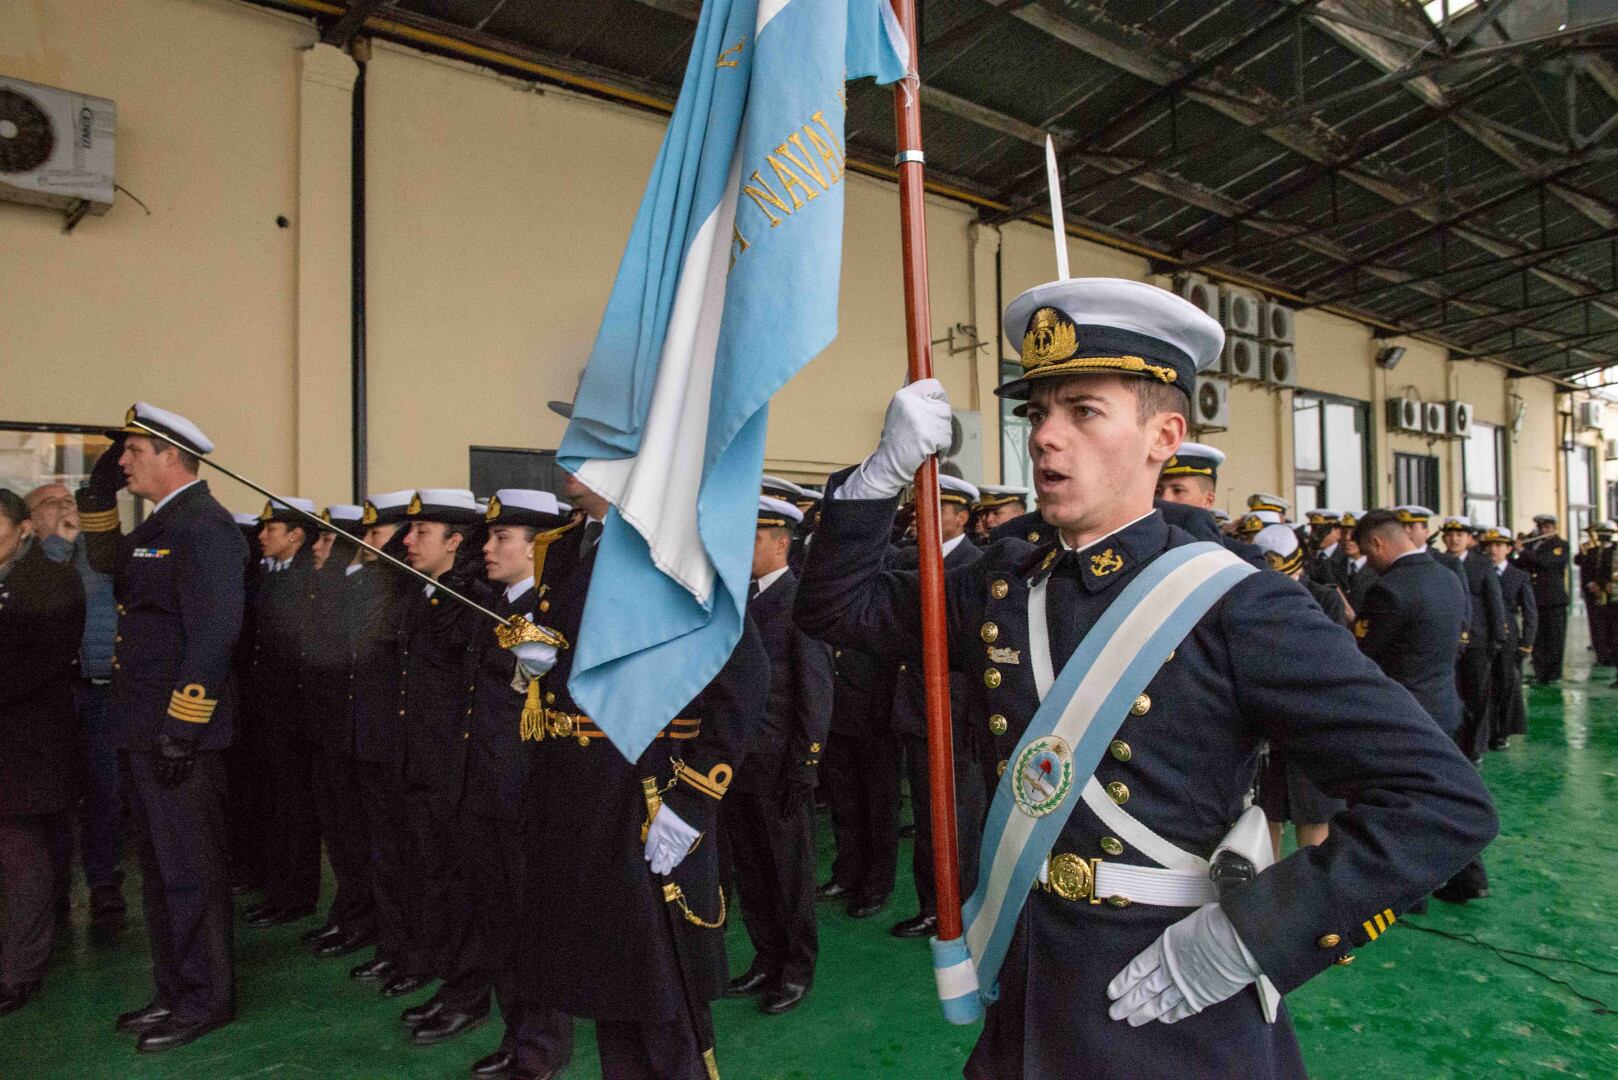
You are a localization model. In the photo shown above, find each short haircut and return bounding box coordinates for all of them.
[1132,380,1190,425]
[0,488,27,527]
[130,434,201,473]
[1353,509,1404,546]
[1163,473,1215,496]
[759,524,793,542]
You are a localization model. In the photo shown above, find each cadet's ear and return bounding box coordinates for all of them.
[1146,410,1187,467]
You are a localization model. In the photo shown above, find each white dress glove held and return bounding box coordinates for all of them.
[512,640,558,679]
[1106,903,1263,1026]
[835,379,954,501]
[643,804,700,876]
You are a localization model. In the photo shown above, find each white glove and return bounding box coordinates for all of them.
[836,379,953,500]
[512,640,558,679]
[644,804,700,876]
[1106,903,1263,1027]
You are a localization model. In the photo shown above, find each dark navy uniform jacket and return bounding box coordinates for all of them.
[398,580,472,791]
[741,568,833,794]
[797,483,1495,1079]
[1497,563,1538,652]
[1512,535,1569,608]
[522,522,768,1023]
[83,480,247,752]
[1354,551,1468,735]
[1460,549,1510,650]
[348,557,411,767]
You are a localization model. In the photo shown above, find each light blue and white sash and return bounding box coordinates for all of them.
[932,541,1255,1023]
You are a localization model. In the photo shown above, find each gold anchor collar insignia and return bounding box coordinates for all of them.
[1090,548,1124,576]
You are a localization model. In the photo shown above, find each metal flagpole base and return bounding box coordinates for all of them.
[930,935,983,1025]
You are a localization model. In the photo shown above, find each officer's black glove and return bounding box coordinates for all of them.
[778,772,816,823]
[85,436,128,496]
[153,733,198,788]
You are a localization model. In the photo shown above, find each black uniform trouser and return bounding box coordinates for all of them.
[225,728,268,888]
[0,813,60,989]
[1489,649,1527,743]
[354,759,429,975]
[264,735,322,915]
[1593,601,1618,666]
[901,732,986,918]
[453,806,573,1071]
[595,1011,709,1080]
[1456,647,1494,762]
[723,766,818,987]
[1533,605,1567,682]
[823,731,900,903]
[313,749,374,931]
[406,781,469,981]
[127,749,234,1024]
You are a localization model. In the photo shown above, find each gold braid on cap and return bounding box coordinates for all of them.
[1019,307,1178,385]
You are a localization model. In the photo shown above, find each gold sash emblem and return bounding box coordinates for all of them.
[1090,549,1124,576]
[1021,307,1077,370]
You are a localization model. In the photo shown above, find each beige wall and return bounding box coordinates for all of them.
[0,0,1579,531]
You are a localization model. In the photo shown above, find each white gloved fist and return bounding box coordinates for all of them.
[644,804,700,876]
[1106,903,1263,1027]
[836,378,953,501]
[512,640,558,679]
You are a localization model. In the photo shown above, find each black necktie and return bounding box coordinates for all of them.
[1045,549,1086,665]
[748,579,761,603]
[583,519,603,554]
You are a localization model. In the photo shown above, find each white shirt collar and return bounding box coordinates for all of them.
[1058,509,1156,554]
[754,565,790,597]
[1394,548,1426,564]
[1495,561,1507,576]
[505,576,536,603]
[153,478,203,514]
[1351,555,1368,570]
[1320,542,1338,558]
[942,533,967,558]
[345,562,363,576]
[423,582,436,597]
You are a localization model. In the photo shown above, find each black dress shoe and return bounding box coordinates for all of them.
[315,928,376,959]
[760,982,808,1015]
[411,1009,487,1045]
[301,923,343,946]
[1406,899,1429,915]
[382,973,435,998]
[724,968,774,998]
[848,895,888,919]
[115,1002,173,1034]
[350,957,396,981]
[245,900,276,921]
[0,982,40,1016]
[890,913,937,939]
[471,1049,515,1076]
[401,995,446,1026]
[1433,883,1491,904]
[814,881,851,902]
[248,906,316,929]
[136,1015,230,1053]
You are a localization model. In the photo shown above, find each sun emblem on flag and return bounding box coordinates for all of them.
[1012,736,1074,818]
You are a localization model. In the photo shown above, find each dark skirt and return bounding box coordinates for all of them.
[1491,650,1527,740]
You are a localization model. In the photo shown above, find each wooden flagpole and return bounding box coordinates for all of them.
[888,0,963,945]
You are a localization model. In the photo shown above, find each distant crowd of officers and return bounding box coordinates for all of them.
[0,399,1568,1077]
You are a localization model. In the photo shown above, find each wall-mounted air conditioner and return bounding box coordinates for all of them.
[0,76,116,214]
[1578,400,1605,430]
[1422,401,1448,437]
[1222,336,1261,381]
[1387,397,1422,434]
[1177,277,1221,323]
[1447,401,1473,440]
[1194,378,1229,430]
[1261,301,1295,344]
[1261,345,1297,388]
[1218,285,1261,338]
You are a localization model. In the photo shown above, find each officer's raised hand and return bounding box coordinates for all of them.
[1105,903,1264,1026]
[153,733,198,788]
[644,804,700,876]
[836,378,953,501]
[86,436,128,495]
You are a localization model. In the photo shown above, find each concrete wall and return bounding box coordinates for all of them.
[0,0,1576,533]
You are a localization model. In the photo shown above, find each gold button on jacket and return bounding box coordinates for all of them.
[1099,836,1124,856]
[1105,780,1130,805]
[988,714,1008,735]
[1317,933,1341,949]
[983,668,1002,689]
[1109,739,1132,762]
[980,622,999,643]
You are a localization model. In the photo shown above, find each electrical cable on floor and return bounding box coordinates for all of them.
[1399,921,1616,1015]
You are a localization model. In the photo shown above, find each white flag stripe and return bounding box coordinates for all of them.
[576,152,745,606]
[758,0,794,33]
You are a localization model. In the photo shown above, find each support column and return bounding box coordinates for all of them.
[295,43,358,500]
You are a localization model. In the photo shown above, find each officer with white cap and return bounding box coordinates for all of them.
[971,484,1030,540]
[76,404,248,1052]
[796,278,1495,1079]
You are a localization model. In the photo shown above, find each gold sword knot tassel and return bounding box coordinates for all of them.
[494,615,569,651]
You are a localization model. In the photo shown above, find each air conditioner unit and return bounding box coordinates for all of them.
[1447,401,1473,440]
[1387,397,1422,434]
[943,410,982,488]
[1578,400,1605,430]
[1261,301,1296,344]
[1261,345,1297,388]
[1422,401,1448,437]
[0,77,116,214]
[1605,438,1618,461]
[1193,378,1230,430]
[1222,336,1261,381]
[1218,286,1261,338]
[1177,277,1220,322]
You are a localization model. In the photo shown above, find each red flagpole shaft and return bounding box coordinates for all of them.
[889,0,962,943]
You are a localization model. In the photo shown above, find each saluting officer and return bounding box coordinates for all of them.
[796,280,1496,1079]
[517,476,767,1079]
[76,404,248,1053]
[723,496,834,1016]
[1513,514,1569,683]
[1304,510,1344,589]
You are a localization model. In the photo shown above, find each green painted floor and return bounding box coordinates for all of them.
[5,632,1617,1079]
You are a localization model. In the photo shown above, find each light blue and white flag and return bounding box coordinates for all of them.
[557,0,908,759]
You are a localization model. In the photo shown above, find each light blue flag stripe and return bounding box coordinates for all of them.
[557,0,907,760]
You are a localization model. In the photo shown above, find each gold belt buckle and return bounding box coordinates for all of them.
[545,709,576,739]
[1047,854,1103,904]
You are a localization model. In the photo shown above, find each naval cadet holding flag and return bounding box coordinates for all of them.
[795,279,1496,1078]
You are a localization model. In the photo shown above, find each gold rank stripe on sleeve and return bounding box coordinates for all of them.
[80,507,120,532]
[1362,908,1397,941]
[673,759,733,801]
[167,685,218,724]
